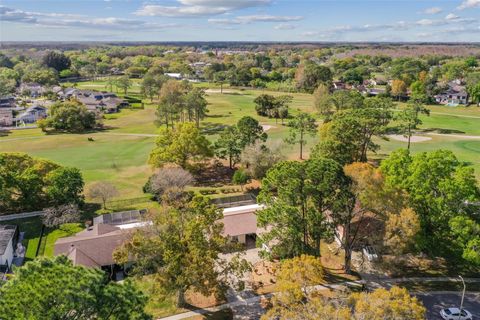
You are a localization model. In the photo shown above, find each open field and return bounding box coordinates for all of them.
[2,83,480,201]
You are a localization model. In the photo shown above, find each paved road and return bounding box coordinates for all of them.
[416,292,480,320]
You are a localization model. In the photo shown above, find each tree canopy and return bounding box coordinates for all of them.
[42,51,71,72]
[257,158,351,258]
[381,149,480,257]
[0,153,84,213]
[0,256,150,320]
[38,101,98,133]
[149,122,213,170]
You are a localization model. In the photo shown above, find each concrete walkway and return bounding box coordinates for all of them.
[157,277,480,320]
[97,132,157,137]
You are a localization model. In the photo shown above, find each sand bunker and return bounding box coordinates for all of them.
[262,125,275,131]
[388,135,432,143]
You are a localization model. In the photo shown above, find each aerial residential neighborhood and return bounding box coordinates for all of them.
[0,0,480,319]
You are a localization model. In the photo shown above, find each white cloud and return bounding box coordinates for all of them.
[416,32,433,38]
[178,0,270,8]
[424,7,442,14]
[135,5,227,17]
[209,14,302,25]
[416,19,435,26]
[0,6,178,30]
[135,0,271,17]
[445,13,459,20]
[302,13,478,39]
[458,0,480,10]
[274,23,296,30]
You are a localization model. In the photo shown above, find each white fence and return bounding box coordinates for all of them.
[0,211,44,222]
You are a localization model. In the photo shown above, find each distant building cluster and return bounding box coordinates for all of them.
[0,83,130,128]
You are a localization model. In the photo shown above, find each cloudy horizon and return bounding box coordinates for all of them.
[0,0,479,42]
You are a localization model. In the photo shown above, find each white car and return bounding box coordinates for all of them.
[440,308,473,320]
[362,245,378,261]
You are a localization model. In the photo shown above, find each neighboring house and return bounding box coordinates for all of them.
[63,90,128,113]
[165,73,182,79]
[0,109,14,127]
[361,87,386,96]
[58,87,78,99]
[333,81,346,90]
[55,210,147,279]
[0,96,15,109]
[16,106,47,124]
[54,223,135,280]
[19,83,46,98]
[54,195,266,276]
[0,225,19,272]
[102,97,129,113]
[435,83,469,105]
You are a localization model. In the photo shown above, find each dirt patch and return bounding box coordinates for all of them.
[388,135,432,142]
[185,290,225,309]
[249,260,279,294]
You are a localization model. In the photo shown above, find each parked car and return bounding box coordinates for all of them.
[362,245,378,261]
[440,308,473,320]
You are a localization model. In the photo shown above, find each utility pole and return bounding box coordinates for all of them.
[458,275,466,320]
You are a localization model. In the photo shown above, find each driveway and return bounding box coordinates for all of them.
[416,292,480,320]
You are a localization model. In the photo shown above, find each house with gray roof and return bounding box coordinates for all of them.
[16,105,47,124]
[0,225,19,272]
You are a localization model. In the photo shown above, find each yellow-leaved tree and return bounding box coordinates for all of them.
[263,285,426,320]
[262,255,325,319]
[384,208,421,255]
[349,286,426,320]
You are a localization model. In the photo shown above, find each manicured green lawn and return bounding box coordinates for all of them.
[0,217,44,261]
[374,135,480,178]
[0,130,155,198]
[42,223,84,257]
[1,83,480,203]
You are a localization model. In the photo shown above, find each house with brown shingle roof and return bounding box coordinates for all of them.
[54,223,133,280]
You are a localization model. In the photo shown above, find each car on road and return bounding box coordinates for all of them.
[362,245,378,261]
[440,307,473,320]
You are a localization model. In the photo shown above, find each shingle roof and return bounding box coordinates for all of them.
[0,225,16,256]
[66,247,101,268]
[55,224,132,267]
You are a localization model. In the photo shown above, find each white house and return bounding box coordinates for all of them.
[0,225,18,271]
[164,73,183,79]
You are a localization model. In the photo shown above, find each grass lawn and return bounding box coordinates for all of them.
[1,83,480,204]
[135,275,226,318]
[374,134,480,178]
[0,86,318,202]
[41,223,84,257]
[0,217,43,261]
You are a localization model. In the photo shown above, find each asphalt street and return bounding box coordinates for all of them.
[416,292,480,320]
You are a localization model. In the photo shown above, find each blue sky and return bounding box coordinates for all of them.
[0,0,479,42]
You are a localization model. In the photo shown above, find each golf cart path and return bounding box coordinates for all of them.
[426,133,480,140]
[0,132,157,143]
[429,111,480,119]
